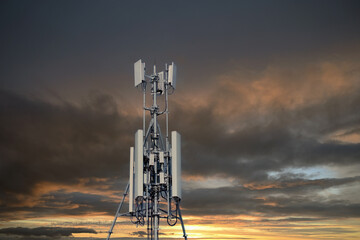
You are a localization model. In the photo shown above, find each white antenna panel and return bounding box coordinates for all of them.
[158,71,165,94]
[171,131,181,199]
[160,172,165,184]
[134,129,144,199]
[150,153,155,166]
[144,172,148,184]
[129,147,135,213]
[168,62,177,89]
[159,151,164,163]
[134,59,145,87]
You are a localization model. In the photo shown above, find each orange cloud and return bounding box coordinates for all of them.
[244,179,334,190]
[214,60,360,116]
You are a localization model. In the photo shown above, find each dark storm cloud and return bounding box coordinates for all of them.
[0,89,136,217]
[0,189,127,220]
[1,0,360,94]
[130,231,168,237]
[1,67,360,219]
[39,191,121,217]
[130,231,147,238]
[171,82,360,182]
[6,176,358,219]
[0,227,96,237]
[182,181,360,218]
[245,176,360,192]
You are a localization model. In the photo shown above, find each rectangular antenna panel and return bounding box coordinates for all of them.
[168,62,177,89]
[129,147,135,213]
[134,129,144,199]
[159,172,165,184]
[149,153,155,166]
[134,59,145,87]
[159,151,164,163]
[158,71,165,93]
[171,131,182,199]
[144,171,148,184]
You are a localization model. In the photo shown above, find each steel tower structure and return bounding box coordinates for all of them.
[106,60,187,240]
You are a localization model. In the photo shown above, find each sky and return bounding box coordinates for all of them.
[1,0,360,239]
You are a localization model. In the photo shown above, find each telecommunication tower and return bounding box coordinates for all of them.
[106,60,187,240]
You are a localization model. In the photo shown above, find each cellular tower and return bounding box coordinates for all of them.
[106,60,187,240]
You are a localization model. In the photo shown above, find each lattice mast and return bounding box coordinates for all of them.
[106,60,187,240]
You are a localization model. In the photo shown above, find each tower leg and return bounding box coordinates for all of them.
[177,202,188,240]
[106,183,129,240]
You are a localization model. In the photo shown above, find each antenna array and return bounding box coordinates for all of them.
[106,60,187,240]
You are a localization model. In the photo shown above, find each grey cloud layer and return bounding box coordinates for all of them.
[0,90,136,192]
[1,63,360,221]
[172,94,360,181]
[0,90,136,219]
[0,227,96,237]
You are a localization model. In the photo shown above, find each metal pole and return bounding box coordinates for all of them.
[165,63,169,152]
[152,65,159,240]
[164,64,171,218]
[146,170,149,240]
[151,211,153,240]
[106,183,129,240]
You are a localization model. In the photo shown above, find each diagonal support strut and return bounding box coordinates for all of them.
[106,183,129,240]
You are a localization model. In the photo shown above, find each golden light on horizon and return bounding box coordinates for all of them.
[2,212,360,240]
